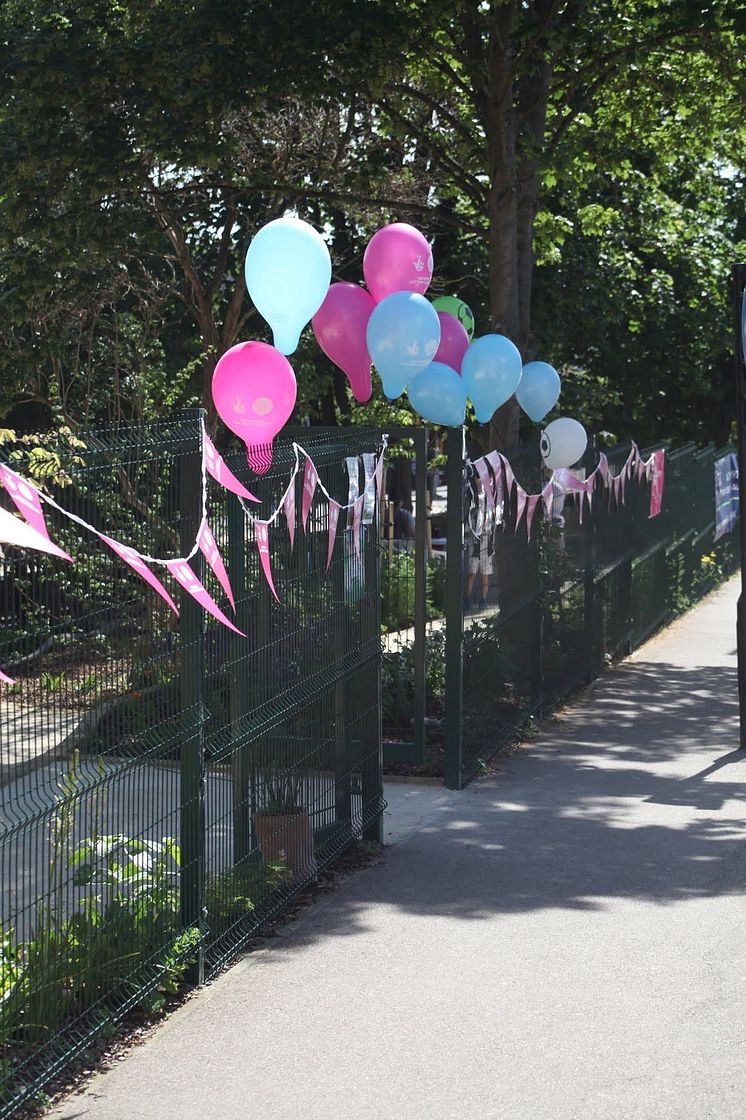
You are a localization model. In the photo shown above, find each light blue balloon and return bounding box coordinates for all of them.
[245,217,331,355]
[407,362,467,428]
[366,292,441,400]
[461,334,523,423]
[516,361,561,423]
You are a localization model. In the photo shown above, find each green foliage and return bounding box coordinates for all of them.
[255,770,305,817]
[381,552,446,632]
[204,860,293,928]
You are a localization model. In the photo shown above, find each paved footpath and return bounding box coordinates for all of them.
[52,577,746,1120]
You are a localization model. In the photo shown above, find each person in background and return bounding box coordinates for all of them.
[393,499,415,540]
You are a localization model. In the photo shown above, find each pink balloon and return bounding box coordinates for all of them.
[435,312,470,372]
[312,282,374,403]
[212,342,297,475]
[363,222,433,302]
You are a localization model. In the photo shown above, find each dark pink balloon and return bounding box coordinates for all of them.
[363,223,433,303]
[312,282,374,403]
[435,312,470,372]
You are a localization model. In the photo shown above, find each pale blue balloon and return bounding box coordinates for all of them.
[407,362,467,428]
[245,217,331,355]
[516,361,561,423]
[461,334,523,423]
[366,292,441,400]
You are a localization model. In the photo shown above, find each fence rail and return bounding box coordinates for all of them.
[0,413,384,1116]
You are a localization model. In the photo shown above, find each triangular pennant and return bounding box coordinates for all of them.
[283,481,296,552]
[166,558,246,635]
[649,449,665,518]
[302,457,318,532]
[0,464,68,554]
[474,458,493,514]
[254,520,280,602]
[197,517,235,611]
[577,489,584,524]
[525,495,540,541]
[554,468,587,493]
[500,453,515,497]
[515,485,527,529]
[97,534,178,614]
[1,668,16,685]
[351,494,364,561]
[203,432,260,503]
[0,505,73,561]
[326,500,342,572]
[597,453,610,486]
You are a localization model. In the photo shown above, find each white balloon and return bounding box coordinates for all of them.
[540,417,587,470]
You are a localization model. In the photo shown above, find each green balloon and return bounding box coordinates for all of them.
[432,295,476,340]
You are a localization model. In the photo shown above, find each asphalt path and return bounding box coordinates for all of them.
[52,576,746,1120]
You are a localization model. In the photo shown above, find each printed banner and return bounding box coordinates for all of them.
[97,534,178,614]
[714,451,739,541]
[254,520,280,602]
[197,518,235,610]
[326,500,342,571]
[0,504,73,560]
[283,481,296,552]
[362,453,377,525]
[203,432,260,503]
[166,559,245,635]
[648,450,665,519]
[301,457,318,532]
[351,494,364,560]
[0,668,15,685]
[346,456,360,509]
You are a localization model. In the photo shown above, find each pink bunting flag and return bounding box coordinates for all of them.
[553,468,588,493]
[351,494,364,560]
[197,517,235,611]
[166,558,246,634]
[283,482,296,552]
[203,432,260,503]
[0,464,63,551]
[474,458,493,512]
[0,505,73,561]
[485,451,504,509]
[649,449,665,518]
[254,520,280,602]
[597,453,610,487]
[97,534,178,614]
[302,458,318,532]
[577,489,585,525]
[525,495,540,541]
[541,481,554,521]
[515,484,527,529]
[326,500,342,572]
[499,453,515,498]
[0,669,16,685]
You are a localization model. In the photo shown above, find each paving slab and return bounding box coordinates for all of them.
[50,576,746,1120]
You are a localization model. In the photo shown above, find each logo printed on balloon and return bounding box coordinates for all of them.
[244,216,331,355]
[212,342,297,475]
[363,223,433,302]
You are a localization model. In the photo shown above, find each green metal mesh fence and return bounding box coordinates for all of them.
[0,412,384,1115]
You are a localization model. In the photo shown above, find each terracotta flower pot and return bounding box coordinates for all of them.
[253,808,317,880]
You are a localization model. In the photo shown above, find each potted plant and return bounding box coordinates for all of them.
[252,769,317,880]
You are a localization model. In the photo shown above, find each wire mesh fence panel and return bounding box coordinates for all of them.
[0,413,384,1116]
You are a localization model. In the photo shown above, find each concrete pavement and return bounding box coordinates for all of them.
[51,576,746,1120]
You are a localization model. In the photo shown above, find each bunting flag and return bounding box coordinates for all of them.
[362,453,377,525]
[166,558,245,635]
[283,482,296,552]
[526,495,540,541]
[474,458,493,517]
[203,432,260,503]
[0,669,16,685]
[301,457,317,532]
[553,468,588,493]
[197,517,235,611]
[0,463,71,557]
[0,505,73,561]
[499,453,515,498]
[97,534,178,614]
[541,481,554,521]
[351,494,364,561]
[254,520,280,602]
[326,500,342,571]
[649,449,665,518]
[515,484,527,529]
[485,450,504,511]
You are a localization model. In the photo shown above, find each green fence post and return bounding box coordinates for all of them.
[179,430,206,984]
[228,492,252,866]
[412,427,428,765]
[444,427,465,790]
